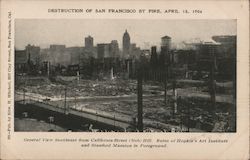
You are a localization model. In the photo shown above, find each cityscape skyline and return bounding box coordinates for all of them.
[14,19,237,133]
[15,19,236,50]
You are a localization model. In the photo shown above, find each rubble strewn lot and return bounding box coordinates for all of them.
[16,76,137,97]
[15,76,235,132]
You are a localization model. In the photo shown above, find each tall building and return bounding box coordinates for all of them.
[122,29,130,59]
[130,43,141,59]
[161,35,171,49]
[84,36,96,58]
[49,44,66,51]
[25,44,40,65]
[85,36,94,48]
[150,46,158,69]
[160,35,172,66]
[212,35,236,58]
[15,49,28,73]
[110,40,119,58]
[196,40,220,71]
[97,43,110,59]
[65,47,83,65]
[49,44,69,65]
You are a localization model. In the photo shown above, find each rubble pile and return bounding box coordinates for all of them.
[16,77,137,97]
[15,75,234,132]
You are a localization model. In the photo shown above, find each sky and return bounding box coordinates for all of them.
[15,19,236,50]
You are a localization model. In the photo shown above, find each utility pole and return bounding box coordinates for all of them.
[127,60,130,79]
[209,45,216,116]
[231,59,236,131]
[23,88,26,104]
[187,102,191,132]
[137,67,143,132]
[96,111,98,123]
[164,54,169,106]
[178,96,182,131]
[64,87,67,114]
[164,70,168,105]
[74,95,77,109]
[47,61,50,77]
[173,78,177,117]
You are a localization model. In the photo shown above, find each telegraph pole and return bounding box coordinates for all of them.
[64,87,67,114]
[187,102,191,132]
[74,93,77,109]
[137,67,143,132]
[209,45,216,115]
[164,53,169,106]
[231,58,236,131]
[164,70,168,105]
[23,88,26,104]
[173,78,177,117]
[178,96,182,131]
[47,61,50,77]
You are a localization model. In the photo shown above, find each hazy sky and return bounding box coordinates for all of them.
[15,19,236,50]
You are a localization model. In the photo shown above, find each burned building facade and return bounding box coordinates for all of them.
[15,44,41,75]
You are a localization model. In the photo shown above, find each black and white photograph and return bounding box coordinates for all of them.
[14,19,236,132]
